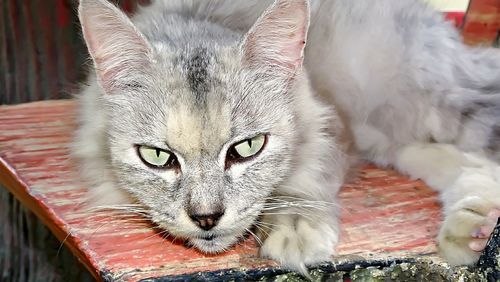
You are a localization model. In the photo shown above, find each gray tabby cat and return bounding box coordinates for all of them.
[75,0,500,273]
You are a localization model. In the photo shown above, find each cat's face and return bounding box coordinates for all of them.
[79,0,309,251]
[104,50,298,251]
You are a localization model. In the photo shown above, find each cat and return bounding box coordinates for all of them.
[74,0,500,274]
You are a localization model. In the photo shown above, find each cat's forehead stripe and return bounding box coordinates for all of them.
[183,47,211,103]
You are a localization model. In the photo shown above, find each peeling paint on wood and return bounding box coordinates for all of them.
[0,100,449,281]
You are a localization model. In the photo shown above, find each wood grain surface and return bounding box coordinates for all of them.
[0,100,443,281]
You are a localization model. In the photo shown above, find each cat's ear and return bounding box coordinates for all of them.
[240,0,310,75]
[79,0,152,93]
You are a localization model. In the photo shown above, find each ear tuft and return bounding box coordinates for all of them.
[241,0,310,75]
[79,0,152,93]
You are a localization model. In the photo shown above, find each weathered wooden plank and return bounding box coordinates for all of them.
[0,100,445,281]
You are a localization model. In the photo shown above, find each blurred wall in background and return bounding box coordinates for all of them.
[0,0,150,105]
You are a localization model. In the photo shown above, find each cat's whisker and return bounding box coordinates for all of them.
[269,201,336,210]
[89,207,148,215]
[87,221,111,240]
[263,197,339,209]
[103,214,153,222]
[89,203,146,209]
[254,221,280,229]
[111,218,150,222]
[268,198,348,214]
[87,205,154,221]
[141,228,170,242]
[262,202,334,215]
[259,212,316,222]
[261,204,330,211]
[265,195,335,203]
[245,228,263,247]
[260,205,290,210]
[252,223,270,238]
[162,231,172,242]
[56,231,74,258]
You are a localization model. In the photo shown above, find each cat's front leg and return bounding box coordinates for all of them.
[257,208,339,274]
[395,143,500,265]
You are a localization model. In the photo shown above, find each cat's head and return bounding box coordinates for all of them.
[78,0,311,252]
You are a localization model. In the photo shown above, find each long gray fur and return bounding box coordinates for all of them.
[74,0,500,273]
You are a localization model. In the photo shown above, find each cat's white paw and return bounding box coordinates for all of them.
[259,216,337,274]
[438,196,500,266]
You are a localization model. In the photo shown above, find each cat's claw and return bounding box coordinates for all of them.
[259,216,337,275]
[438,197,500,266]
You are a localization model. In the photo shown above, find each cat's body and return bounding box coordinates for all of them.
[75,0,500,273]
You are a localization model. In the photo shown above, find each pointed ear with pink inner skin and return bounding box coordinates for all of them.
[241,0,310,76]
[79,0,152,93]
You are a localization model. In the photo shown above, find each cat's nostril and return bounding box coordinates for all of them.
[189,211,224,231]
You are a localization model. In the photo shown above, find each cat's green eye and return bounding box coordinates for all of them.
[137,145,178,169]
[226,134,267,166]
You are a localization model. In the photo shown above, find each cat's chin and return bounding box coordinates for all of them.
[189,234,240,254]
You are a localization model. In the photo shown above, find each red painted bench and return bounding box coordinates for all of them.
[0,100,444,280]
[1,0,500,280]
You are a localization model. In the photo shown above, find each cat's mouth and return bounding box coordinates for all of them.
[189,233,239,253]
[198,234,216,241]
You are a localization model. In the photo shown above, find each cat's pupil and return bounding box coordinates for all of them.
[225,135,266,170]
[156,149,160,158]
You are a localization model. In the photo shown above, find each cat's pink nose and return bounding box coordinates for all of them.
[189,211,224,231]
